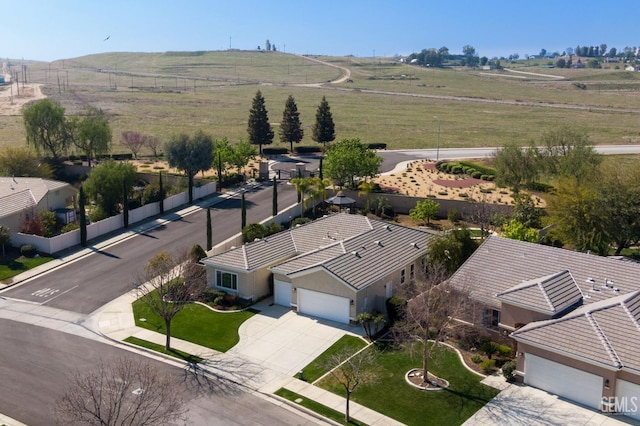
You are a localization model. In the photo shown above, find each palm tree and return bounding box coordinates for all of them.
[309,177,331,218]
[357,180,376,215]
[290,177,314,218]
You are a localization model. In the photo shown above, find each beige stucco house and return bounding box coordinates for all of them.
[202,213,436,324]
[0,177,76,235]
[449,235,640,419]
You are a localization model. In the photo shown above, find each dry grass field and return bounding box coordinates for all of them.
[1,51,639,153]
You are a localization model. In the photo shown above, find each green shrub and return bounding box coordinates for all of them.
[472,171,482,179]
[471,354,483,364]
[20,244,37,258]
[61,222,79,233]
[291,217,311,227]
[367,143,387,150]
[480,359,496,373]
[481,341,500,359]
[457,338,470,350]
[438,191,448,196]
[190,244,207,262]
[451,165,463,174]
[294,145,322,154]
[386,296,406,324]
[89,206,109,222]
[262,147,288,156]
[480,188,493,193]
[459,192,469,198]
[447,208,460,223]
[502,360,517,381]
[498,344,512,358]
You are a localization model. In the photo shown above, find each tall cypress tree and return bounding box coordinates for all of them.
[206,207,212,251]
[312,96,335,146]
[272,176,278,216]
[241,192,247,229]
[247,90,274,155]
[279,95,303,153]
[79,185,87,246]
[123,180,129,228]
[159,171,164,214]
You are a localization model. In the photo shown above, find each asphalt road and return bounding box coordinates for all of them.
[1,181,298,314]
[0,320,317,426]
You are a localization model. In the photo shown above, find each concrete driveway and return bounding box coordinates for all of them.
[205,299,364,392]
[465,376,640,426]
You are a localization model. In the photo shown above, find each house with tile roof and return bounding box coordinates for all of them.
[0,177,76,235]
[449,235,640,419]
[202,213,436,324]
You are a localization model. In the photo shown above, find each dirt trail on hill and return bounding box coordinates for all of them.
[0,82,46,116]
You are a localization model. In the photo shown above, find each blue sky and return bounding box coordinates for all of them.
[4,0,639,62]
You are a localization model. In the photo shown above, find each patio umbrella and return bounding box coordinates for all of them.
[325,193,356,213]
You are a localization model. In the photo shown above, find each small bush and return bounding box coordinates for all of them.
[367,143,387,150]
[89,206,109,222]
[61,222,79,233]
[20,244,37,258]
[190,244,207,262]
[498,344,512,358]
[457,338,470,350]
[438,191,448,196]
[459,192,469,198]
[471,354,483,364]
[480,188,493,193]
[294,145,322,154]
[451,165,463,174]
[502,360,517,381]
[291,217,311,227]
[472,171,482,179]
[448,208,460,222]
[480,359,496,373]
[262,147,288,156]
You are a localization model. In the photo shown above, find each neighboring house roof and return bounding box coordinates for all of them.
[449,235,640,310]
[203,213,375,272]
[0,177,71,219]
[496,270,584,316]
[204,213,436,290]
[272,222,434,290]
[512,291,640,373]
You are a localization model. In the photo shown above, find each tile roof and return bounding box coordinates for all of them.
[0,177,71,219]
[204,213,435,290]
[272,221,435,290]
[512,291,640,373]
[496,270,584,315]
[203,213,375,271]
[449,235,640,310]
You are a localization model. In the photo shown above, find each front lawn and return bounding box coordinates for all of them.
[124,336,204,363]
[317,342,499,426]
[132,299,257,352]
[274,388,366,426]
[0,255,54,281]
[300,335,367,383]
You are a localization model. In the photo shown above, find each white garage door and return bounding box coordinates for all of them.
[616,380,640,420]
[274,280,292,307]
[525,354,602,409]
[298,288,350,324]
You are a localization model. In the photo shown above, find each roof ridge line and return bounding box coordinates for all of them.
[537,281,555,312]
[621,291,640,334]
[242,245,248,270]
[586,311,623,369]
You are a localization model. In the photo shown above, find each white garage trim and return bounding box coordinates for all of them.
[615,379,640,420]
[525,354,602,410]
[297,288,350,324]
[274,280,292,307]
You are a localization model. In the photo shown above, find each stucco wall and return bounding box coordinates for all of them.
[500,303,552,329]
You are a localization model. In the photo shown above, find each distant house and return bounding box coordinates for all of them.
[0,177,76,235]
[448,235,640,419]
[202,213,436,324]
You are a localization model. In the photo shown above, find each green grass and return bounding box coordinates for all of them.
[300,335,368,383]
[0,255,54,281]
[2,51,639,152]
[317,342,499,426]
[124,336,204,363]
[274,388,366,426]
[132,298,257,352]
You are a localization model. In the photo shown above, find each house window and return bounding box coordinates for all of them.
[410,264,415,280]
[483,308,501,328]
[401,269,406,284]
[216,270,238,291]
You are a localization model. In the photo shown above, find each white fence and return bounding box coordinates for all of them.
[11,182,217,255]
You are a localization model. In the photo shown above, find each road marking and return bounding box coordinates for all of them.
[40,285,79,305]
[31,288,60,298]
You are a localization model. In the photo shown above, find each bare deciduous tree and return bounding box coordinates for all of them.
[136,249,207,351]
[394,262,467,387]
[121,131,147,159]
[145,136,162,158]
[325,348,375,423]
[55,357,187,425]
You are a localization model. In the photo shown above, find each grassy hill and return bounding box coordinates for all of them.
[2,50,640,153]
